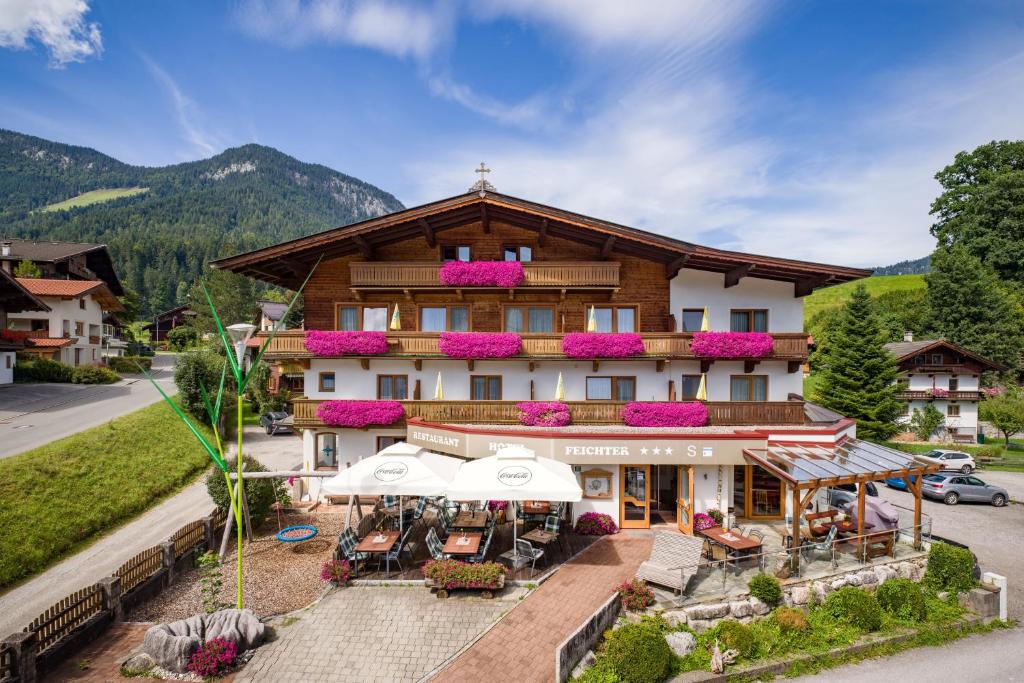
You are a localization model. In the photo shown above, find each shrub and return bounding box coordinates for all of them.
[772,606,808,633]
[186,637,237,678]
[195,551,225,614]
[71,365,120,384]
[304,330,388,356]
[516,401,571,427]
[603,623,672,683]
[693,512,717,531]
[620,402,708,427]
[924,542,976,593]
[206,456,287,528]
[748,573,783,606]
[711,620,755,658]
[175,349,237,422]
[617,578,656,611]
[107,355,152,373]
[562,332,645,359]
[438,332,521,358]
[690,331,774,358]
[876,578,927,622]
[438,260,525,287]
[316,400,405,428]
[14,358,73,383]
[166,324,200,351]
[822,587,882,632]
[422,560,506,589]
[320,559,352,585]
[574,512,618,536]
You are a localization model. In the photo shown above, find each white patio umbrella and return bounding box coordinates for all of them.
[445,445,582,557]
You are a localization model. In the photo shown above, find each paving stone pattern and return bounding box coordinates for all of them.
[433,532,653,683]
[236,587,513,683]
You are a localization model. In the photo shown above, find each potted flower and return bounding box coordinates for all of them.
[320,559,352,587]
[705,508,725,526]
[488,500,509,523]
[574,512,618,535]
[423,560,507,599]
[693,512,717,531]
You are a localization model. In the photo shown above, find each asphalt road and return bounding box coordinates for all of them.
[0,353,177,459]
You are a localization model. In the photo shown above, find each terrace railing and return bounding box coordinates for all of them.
[349,261,621,289]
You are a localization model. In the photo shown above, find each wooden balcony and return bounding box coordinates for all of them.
[896,390,982,401]
[349,261,620,290]
[291,399,806,428]
[259,330,809,363]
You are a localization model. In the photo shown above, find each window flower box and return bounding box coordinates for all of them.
[423,560,507,598]
[620,401,709,427]
[691,331,774,358]
[304,330,389,356]
[316,400,405,428]
[928,388,949,399]
[516,401,571,427]
[561,332,645,359]
[438,261,525,287]
[438,332,521,358]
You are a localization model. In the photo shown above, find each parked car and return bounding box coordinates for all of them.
[259,411,293,435]
[915,449,975,474]
[821,481,878,508]
[885,475,918,491]
[920,473,1008,506]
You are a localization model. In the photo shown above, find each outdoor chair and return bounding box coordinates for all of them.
[801,524,839,568]
[467,528,493,564]
[437,505,454,538]
[515,539,545,577]
[337,528,370,577]
[378,525,415,575]
[381,495,399,510]
[729,529,765,570]
[426,528,449,562]
[410,497,428,527]
[543,514,560,534]
[635,532,705,595]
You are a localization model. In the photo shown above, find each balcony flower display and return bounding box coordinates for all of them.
[304,330,388,356]
[691,331,774,358]
[516,401,572,427]
[562,332,645,359]
[928,387,950,398]
[438,332,521,358]
[620,401,709,427]
[316,400,405,428]
[438,260,525,287]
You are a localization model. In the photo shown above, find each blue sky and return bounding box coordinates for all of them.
[2,1,1024,267]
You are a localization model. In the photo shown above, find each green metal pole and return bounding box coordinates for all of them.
[236,393,244,608]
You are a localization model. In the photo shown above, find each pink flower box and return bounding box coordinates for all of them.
[438,332,522,358]
[620,401,709,427]
[316,400,405,428]
[929,388,950,398]
[561,332,645,359]
[691,331,774,358]
[438,261,525,287]
[516,401,572,427]
[304,330,389,356]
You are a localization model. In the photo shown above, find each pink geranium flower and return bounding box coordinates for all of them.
[304,330,388,356]
[316,400,405,428]
[438,332,522,358]
[516,402,572,427]
[562,332,645,359]
[620,402,709,427]
[438,261,525,287]
[691,331,774,358]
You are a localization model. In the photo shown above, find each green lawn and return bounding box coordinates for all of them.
[39,186,149,212]
[804,274,926,322]
[0,399,214,590]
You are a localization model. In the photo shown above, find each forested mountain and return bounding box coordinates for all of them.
[873,255,930,275]
[0,129,404,316]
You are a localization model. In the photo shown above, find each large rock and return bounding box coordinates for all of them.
[811,582,830,603]
[874,565,896,585]
[845,573,863,587]
[688,619,713,633]
[749,597,771,616]
[791,585,811,605]
[685,602,730,620]
[571,650,597,680]
[897,562,919,581]
[830,578,848,592]
[858,570,878,586]
[729,600,752,618]
[142,609,265,673]
[666,631,697,657]
[119,651,155,676]
[663,609,688,627]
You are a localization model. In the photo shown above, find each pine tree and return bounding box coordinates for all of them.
[815,284,902,442]
[13,259,40,278]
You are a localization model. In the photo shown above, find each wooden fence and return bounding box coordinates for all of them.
[27,586,105,655]
[171,520,206,558]
[115,546,164,594]
[1,644,15,683]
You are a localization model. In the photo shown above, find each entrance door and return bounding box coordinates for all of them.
[677,465,695,534]
[734,465,784,520]
[619,465,650,529]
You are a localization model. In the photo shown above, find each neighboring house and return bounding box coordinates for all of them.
[0,269,51,384]
[213,186,874,531]
[0,238,124,295]
[885,333,1007,443]
[146,305,196,342]
[256,300,291,332]
[7,279,125,366]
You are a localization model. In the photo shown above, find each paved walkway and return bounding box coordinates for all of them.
[237,587,517,683]
[432,532,653,683]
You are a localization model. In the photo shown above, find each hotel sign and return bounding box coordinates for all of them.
[408,425,761,465]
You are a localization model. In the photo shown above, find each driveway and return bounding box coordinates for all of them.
[0,353,178,459]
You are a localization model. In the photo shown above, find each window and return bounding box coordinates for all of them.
[681,309,705,332]
[75,321,84,336]
[931,353,943,364]
[899,403,910,416]
[947,403,960,417]
[377,435,406,451]
[337,305,389,331]
[680,375,702,400]
[504,306,554,333]
[420,306,469,332]
[948,377,958,391]
[586,376,636,401]
[470,375,502,400]
[730,309,768,333]
[730,375,768,401]
[441,245,471,262]
[503,245,532,261]
[588,306,637,333]
[316,433,337,469]
[4,356,10,369]
[319,372,336,392]
[914,355,926,364]
[377,375,408,400]
[79,298,86,310]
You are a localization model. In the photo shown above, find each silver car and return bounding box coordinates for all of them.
[921,473,1009,506]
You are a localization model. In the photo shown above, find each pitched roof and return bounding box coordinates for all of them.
[28,337,76,348]
[212,190,871,291]
[16,278,124,312]
[257,300,288,321]
[0,238,123,295]
[883,338,1008,372]
[0,269,50,313]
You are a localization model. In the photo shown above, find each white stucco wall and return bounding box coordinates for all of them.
[898,398,978,438]
[7,293,106,365]
[669,269,804,332]
[907,373,980,391]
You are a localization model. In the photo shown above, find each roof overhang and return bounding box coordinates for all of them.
[0,270,50,313]
[887,339,1008,373]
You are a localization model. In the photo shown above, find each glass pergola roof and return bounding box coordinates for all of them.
[743,439,939,488]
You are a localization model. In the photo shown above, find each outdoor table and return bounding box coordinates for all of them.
[521,528,559,556]
[443,531,482,556]
[520,501,551,515]
[452,511,489,529]
[699,527,763,568]
[356,530,400,574]
[818,520,874,535]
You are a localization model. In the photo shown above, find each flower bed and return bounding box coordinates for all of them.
[691,331,774,358]
[516,401,572,427]
[438,261,525,287]
[617,578,656,611]
[562,332,645,359]
[422,560,506,590]
[187,637,237,678]
[304,330,389,356]
[316,400,405,428]
[438,331,521,358]
[320,559,351,585]
[574,512,618,536]
[621,401,708,427]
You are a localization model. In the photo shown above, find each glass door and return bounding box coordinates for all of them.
[677,465,695,534]
[750,465,783,519]
[620,465,650,529]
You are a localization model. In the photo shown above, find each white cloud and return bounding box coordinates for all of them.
[0,0,102,67]
[141,55,223,158]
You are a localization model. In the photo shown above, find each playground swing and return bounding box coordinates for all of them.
[274,475,319,544]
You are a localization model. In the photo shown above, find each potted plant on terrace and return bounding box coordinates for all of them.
[423,560,507,599]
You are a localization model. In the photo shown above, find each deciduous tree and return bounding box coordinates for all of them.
[980,389,1024,445]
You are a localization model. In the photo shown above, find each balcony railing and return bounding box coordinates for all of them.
[349,261,620,289]
[291,399,806,427]
[259,330,809,361]
[896,390,982,401]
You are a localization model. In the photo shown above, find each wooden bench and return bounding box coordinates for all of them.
[951,433,976,444]
[806,510,839,537]
[862,530,896,560]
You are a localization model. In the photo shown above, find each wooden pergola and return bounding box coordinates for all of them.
[743,439,941,567]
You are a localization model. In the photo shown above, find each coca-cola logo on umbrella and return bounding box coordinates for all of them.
[373,462,409,482]
[497,465,532,487]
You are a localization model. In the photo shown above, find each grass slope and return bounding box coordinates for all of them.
[805,274,926,322]
[39,186,149,212]
[0,399,213,590]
